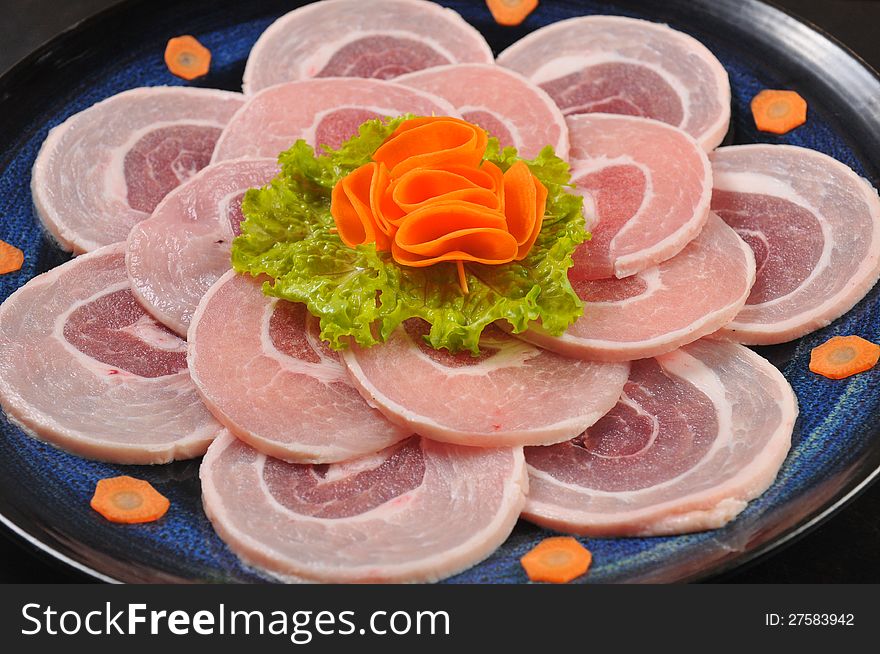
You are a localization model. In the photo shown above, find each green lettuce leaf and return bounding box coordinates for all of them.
[231,116,587,353]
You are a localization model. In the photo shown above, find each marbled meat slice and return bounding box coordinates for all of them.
[242,0,493,94]
[201,430,527,583]
[497,15,731,151]
[711,145,880,344]
[395,64,569,160]
[126,158,278,336]
[188,272,410,463]
[212,78,456,162]
[523,340,797,537]
[514,214,755,361]
[0,244,223,464]
[32,87,245,254]
[566,113,712,279]
[340,321,630,447]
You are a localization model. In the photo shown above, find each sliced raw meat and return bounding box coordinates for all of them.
[189,272,410,463]
[201,430,527,582]
[242,0,493,94]
[340,321,630,447]
[0,244,223,464]
[32,87,245,254]
[126,158,278,336]
[566,114,712,279]
[523,340,797,537]
[496,15,731,151]
[710,144,880,344]
[512,214,755,361]
[395,64,569,159]
[212,78,456,162]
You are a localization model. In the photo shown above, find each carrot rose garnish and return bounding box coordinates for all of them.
[331,116,549,293]
[233,114,586,354]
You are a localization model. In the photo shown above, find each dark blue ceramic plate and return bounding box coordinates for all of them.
[1,0,879,584]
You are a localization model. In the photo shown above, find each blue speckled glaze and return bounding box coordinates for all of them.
[2,0,880,584]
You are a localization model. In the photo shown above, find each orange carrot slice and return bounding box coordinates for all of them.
[392,202,517,266]
[331,162,394,250]
[164,35,211,80]
[0,239,24,275]
[751,90,807,135]
[391,167,500,212]
[809,335,880,379]
[502,161,547,259]
[90,476,170,524]
[373,116,488,177]
[487,0,539,26]
[521,536,592,583]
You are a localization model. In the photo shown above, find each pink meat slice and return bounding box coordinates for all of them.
[0,244,223,464]
[710,145,880,344]
[126,159,279,336]
[242,0,493,94]
[201,431,527,583]
[523,340,797,537]
[212,78,456,162]
[496,15,731,151]
[566,114,712,279]
[188,272,410,463]
[395,64,569,160]
[32,87,245,254]
[513,214,755,361]
[340,321,630,447]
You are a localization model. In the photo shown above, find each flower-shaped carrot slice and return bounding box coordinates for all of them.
[164,35,211,81]
[521,536,592,584]
[391,167,500,212]
[91,476,170,524]
[373,116,488,178]
[809,335,880,379]
[331,162,394,249]
[503,161,548,259]
[393,202,517,266]
[751,90,807,135]
[0,239,24,275]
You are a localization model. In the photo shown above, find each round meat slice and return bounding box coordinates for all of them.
[523,340,797,537]
[32,87,245,254]
[201,431,527,583]
[566,114,712,279]
[212,78,456,162]
[340,321,630,447]
[126,159,278,336]
[242,0,493,94]
[513,214,755,362]
[188,272,410,463]
[0,244,223,464]
[395,64,569,160]
[497,15,731,151]
[711,145,880,344]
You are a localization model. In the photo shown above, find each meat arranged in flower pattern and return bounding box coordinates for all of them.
[212,78,456,161]
[523,340,797,537]
[710,145,880,344]
[0,244,223,464]
[242,0,493,94]
[512,214,755,361]
[565,113,713,279]
[32,87,245,253]
[340,321,630,447]
[396,63,569,160]
[126,158,279,336]
[188,272,410,463]
[497,15,731,151]
[200,431,527,583]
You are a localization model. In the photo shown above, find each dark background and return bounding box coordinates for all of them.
[0,0,878,584]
